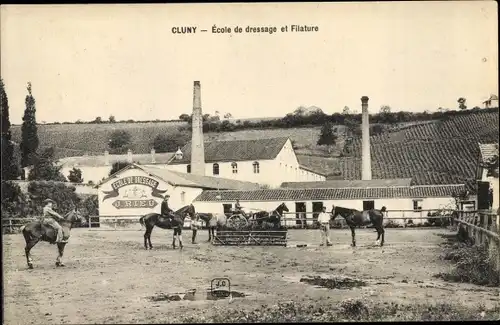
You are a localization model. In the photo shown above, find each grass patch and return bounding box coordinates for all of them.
[434,233,500,287]
[175,299,500,322]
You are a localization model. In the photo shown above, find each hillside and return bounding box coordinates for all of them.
[10,109,499,190]
[337,109,499,189]
[11,121,187,158]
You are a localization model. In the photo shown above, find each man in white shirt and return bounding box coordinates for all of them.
[317,206,333,246]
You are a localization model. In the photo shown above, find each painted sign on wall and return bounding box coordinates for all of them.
[102,176,167,209]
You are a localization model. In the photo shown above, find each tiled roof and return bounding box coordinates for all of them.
[168,137,289,165]
[58,152,175,167]
[114,165,261,190]
[281,178,412,189]
[194,184,466,202]
[298,165,326,177]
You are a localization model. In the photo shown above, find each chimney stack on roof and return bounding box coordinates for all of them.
[104,150,110,166]
[361,96,372,180]
[150,148,156,163]
[127,149,133,163]
[190,81,206,175]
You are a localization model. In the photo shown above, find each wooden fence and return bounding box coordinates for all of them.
[3,209,498,233]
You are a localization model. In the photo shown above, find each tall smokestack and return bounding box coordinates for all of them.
[190,81,205,175]
[361,96,372,180]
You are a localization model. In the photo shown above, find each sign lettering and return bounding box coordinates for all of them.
[102,176,167,201]
[112,199,158,209]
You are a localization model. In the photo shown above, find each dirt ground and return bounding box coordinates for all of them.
[3,228,499,324]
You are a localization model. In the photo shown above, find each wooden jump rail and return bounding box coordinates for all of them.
[213,230,288,246]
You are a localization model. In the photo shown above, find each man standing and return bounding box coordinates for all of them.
[317,206,333,246]
[41,199,66,243]
[191,214,201,244]
[161,194,175,223]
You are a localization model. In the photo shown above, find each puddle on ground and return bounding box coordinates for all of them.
[149,289,248,302]
[299,275,367,289]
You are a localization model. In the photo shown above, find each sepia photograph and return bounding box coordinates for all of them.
[1,2,499,323]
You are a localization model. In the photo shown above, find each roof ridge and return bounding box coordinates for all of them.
[202,183,465,192]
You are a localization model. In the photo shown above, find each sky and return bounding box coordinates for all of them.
[1,2,498,124]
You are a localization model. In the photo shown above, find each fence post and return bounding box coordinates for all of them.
[9,219,13,233]
[114,218,117,231]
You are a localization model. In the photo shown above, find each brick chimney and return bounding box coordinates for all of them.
[104,150,109,166]
[151,148,156,163]
[127,149,133,163]
[190,81,205,175]
[361,96,372,180]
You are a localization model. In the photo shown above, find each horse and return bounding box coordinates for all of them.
[197,212,229,243]
[21,209,87,269]
[139,204,196,250]
[251,203,289,229]
[331,205,386,247]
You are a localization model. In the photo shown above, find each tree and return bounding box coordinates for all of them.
[20,82,39,167]
[108,115,116,123]
[457,97,467,110]
[68,167,84,183]
[342,106,350,115]
[108,130,131,154]
[317,121,337,153]
[179,114,190,121]
[27,147,67,181]
[380,105,391,114]
[1,79,18,180]
[109,161,131,176]
[223,112,233,119]
[152,131,190,153]
[92,116,102,123]
[344,118,361,137]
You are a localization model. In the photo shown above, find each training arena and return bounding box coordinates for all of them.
[3,226,499,324]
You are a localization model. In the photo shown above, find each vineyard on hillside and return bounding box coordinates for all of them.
[9,108,498,187]
[11,122,186,159]
[338,110,499,189]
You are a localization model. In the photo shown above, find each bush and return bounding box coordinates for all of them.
[435,235,500,286]
[384,220,403,228]
[1,181,29,219]
[27,181,81,215]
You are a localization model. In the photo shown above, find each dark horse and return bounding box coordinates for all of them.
[331,205,386,247]
[251,203,289,228]
[139,204,196,250]
[21,209,87,269]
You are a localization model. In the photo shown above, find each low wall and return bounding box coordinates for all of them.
[98,216,143,231]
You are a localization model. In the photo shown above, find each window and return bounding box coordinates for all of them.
[186,164,191,173]
[413,199,423,211]
[180,191,186,205]
[231,162,238,174]
[253,161,260,174]
[213,163,219,175]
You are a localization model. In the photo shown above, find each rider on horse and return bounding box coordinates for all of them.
[41,199,67,243]
[161,194,176,223]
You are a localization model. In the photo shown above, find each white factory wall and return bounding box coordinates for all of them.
[193,196,457,225]
[166,141,324,188]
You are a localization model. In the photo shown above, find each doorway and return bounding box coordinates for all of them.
[222,204,233,216]
[295,202,306,226]
[363,200,375,211]
[312,202,324,220]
